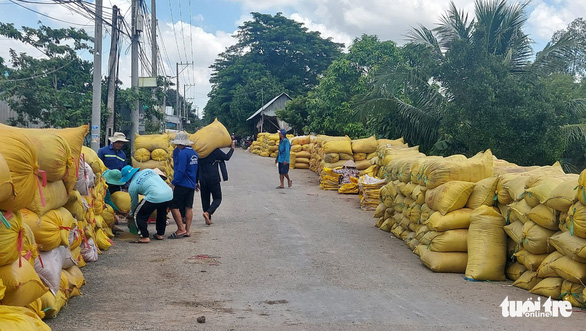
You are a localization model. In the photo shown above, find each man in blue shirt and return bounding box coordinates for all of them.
[275,128,292,189]
[98,132,128,171]
[168,131,198,238]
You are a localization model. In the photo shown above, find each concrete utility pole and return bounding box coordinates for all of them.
[105,5,120,147]
[175,62,193,130]
[130,0,142,153]
[183,84,195,124]
[90,0,103,151]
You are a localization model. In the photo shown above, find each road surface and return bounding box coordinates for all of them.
[47,149,586,330]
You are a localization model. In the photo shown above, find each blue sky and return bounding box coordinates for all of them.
[0,0,584,115]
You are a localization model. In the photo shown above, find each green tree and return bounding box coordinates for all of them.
[361,0,584,166]
[204,12,343,134]
[0,22,94,127]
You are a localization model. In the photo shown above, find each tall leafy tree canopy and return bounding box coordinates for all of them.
[360,0,585,166]
[0,22,94,127]
[204,12,343,135]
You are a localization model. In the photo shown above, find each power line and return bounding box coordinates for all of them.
[0,50,89,83]
[8,0,93,27]
[167,0,183,66]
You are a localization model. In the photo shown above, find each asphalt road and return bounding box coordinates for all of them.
[47,149,586,330]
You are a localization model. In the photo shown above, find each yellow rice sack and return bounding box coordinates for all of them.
[425,209,473,231]
[135,133,170,151]
[515,249,549,272]
[549,231,586,263]
[22,130,73,182]
[323,139,352,155]
[351,136,377,153]
[425,181,475,215]
[64,190,86,222]
[191,119,232,158]
[21,223,38,266]
[521,221,556,255]
[562,280,584,307]
[423,150,493,189]
[513,270,542,290]
[95,228,112,250]
[428,229,468,252]
[549,255,586,283]
[545,175,579,212]
[21,208,71,252]
[466,176,498,209]
[567,202,586,239]
[26,180,68,216]
[39,289,68,319]
[530,277,564,298]
[527,204,558,230]
[131,157,167,172]
[111,191,131,213]
[26,297,44,319]
[0,211,23,267]
[0,259,48,306]
[150,148,169,161]
[0,128,39,212]
[0,305,50,330]
[465,205,507,281]
[134,148,151,162]
[506,262,528,281]
[524,176,566,207]
[536,251,565,278]
[578,168,586,205]
[416,245,468,273]
[0,153,15,203]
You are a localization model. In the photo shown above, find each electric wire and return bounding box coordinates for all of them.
[8,0,93,27]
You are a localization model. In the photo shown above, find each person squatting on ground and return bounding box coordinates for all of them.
[121,165,173,243]
[168,131,198,239]
[98,132,129,193]
[275,128,292,189]
[197,140,235,225]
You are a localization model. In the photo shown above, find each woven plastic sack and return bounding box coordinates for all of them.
[191,119,231,158]
[82,146,106,177]
[95,228,112,250]
[39,288,68,318]
[26,297,44,319]
[544,175,579,212]
[506,262,528,281]
[21,208,71,252]
[524,176,566,207]
[549,255,586,283]
[549,231,586,263]
[64,190,86,222]
[351,136,377,153]
[0,258,48,306]
[150,148,169,161]
[465,205,507,281]
[0,128,39,212]
[62,265,85,298]
[567,202,586,239]
[26,179,68,216]
[515,249,549,271]
[135,133,170,151]
[0,210,23,267]
[131,157,167,172]
[42,125,89,192]
[22,130,73,182]
[561,280,584,307]
[377,137,405,147]
[578,168,586,205]
[34,246,71,294]
[428,229,468,252]
[0,305,50,330]
[416,245,467,273]
[466,176,498,209]
[134,148,151,162]
[537,251,565,278]
[423,150,493,189]
[323,139,352,155]
[426,181,475,215]
[81,237,99,262]
[426,209,473,231]
[526,204,558,231]
[21,222,38,266]
[521,221,556,255]
[111,191,131,213]
[513,270,542,290]
[0,153,15,202]
[530,277,563,298]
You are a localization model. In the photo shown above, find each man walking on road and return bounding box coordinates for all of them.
[275,128,292,189]
[168,131,198,238]
[197,140,235,225]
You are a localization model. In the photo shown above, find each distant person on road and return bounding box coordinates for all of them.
[168,131,198,239]
[197,140,235,225]
[275,128,292,189]
[120,165,173,243]
[98,132,129,193]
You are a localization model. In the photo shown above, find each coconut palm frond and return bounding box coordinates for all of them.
[567,99,586,118]
[406,25,443,57]
[560,123,586,144]
[533,32,580,76]
[435,1,474,48]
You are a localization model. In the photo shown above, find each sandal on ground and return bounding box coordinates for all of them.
[168,232,186,239]
[276,186,284,189]
[288,180,292,188]
[130,239,149,244]
[153,234,164,240]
